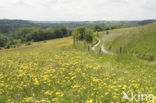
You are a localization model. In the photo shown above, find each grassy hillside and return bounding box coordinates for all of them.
[104,23,156,61]
[0,37,155,102]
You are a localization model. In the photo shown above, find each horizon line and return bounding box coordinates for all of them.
[0,18,156,22]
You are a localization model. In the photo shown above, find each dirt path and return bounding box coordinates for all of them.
[91,40,100,51]
[101,44,114,55]
[91,37,114,55]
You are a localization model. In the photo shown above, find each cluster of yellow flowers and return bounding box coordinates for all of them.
[0,38,155,102]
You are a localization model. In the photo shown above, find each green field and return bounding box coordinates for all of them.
[0,24,156,102]
[103,23,156,61]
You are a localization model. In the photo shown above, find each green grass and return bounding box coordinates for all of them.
[103,23,156,61]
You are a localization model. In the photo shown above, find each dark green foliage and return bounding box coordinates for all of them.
[106,31,109,35]
[54,26,68,37]
[149,55,154,61]
[0,24,69,48]
[138,20,156,25]
[4,44,11,49]
[94,25,103,32]
[104,25,117,30]
[14,26,69,42]
[25,41,32,46]
[85,28,94,43]
[72,26,94,44]
[14,27,35,41]
[74,26,86,41]
[0,19,36,34]
[0,34,8,47]
[111,25,117,29]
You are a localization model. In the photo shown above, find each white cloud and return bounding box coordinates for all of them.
[0,0,155,21]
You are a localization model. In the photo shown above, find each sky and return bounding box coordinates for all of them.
[0,0,156,21]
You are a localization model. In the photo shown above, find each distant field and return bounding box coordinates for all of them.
[0,36,155,102]
[104,23,156,61]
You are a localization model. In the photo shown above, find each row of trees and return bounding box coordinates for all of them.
[94,25,117,32]
[0,26,71,48]
[14,26,70,42]
[0,24,114,49]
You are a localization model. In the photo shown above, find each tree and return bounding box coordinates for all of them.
[14,27,36,41]
[0,34,8,47]
[72,26,94,46]
[85,28,94,43]
[72,26,87,41]
[54,26,68,38]
[94,25,103,32]
[12,26,70,44]
[111,25,117,29]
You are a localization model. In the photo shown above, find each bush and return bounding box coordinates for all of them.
[13,39,22,45]
[25,42,32,46]
[94,25,103,32]
[12,45,16,48]
[106,31,109,35]
[0,34,8,47]
[148,55,154,61]
[4,44,11,49]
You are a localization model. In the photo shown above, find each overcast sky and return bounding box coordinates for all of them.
[0,0,156,21]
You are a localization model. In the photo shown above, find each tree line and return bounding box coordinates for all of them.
[0,24,116,49]
[0,26,71,49]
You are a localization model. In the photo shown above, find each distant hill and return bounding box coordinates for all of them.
[33,20,156,28]
[0,19,156,34]
[34,21,139,29]
[138,20,156,25]
[0,19,37,34]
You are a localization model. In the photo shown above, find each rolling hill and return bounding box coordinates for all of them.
[0,36,155,102]
[104,23,156,61]
[0,21,156,102]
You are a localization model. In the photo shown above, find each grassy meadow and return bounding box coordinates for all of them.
[0,32,156,102]
[103,23,156,61]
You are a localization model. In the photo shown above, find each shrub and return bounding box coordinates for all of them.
[4,44,11,49]
[106,31,109,35]
[25,42,32,46]
[149,55,154,61]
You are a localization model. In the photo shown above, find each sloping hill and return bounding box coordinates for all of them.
[0,37,155,102]
[104,23,156,61]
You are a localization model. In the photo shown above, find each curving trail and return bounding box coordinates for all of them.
[101,44,114,55]
[91,40,100,51]
[91,38,115,55]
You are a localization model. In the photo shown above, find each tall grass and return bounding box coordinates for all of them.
[104,23,156,61]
